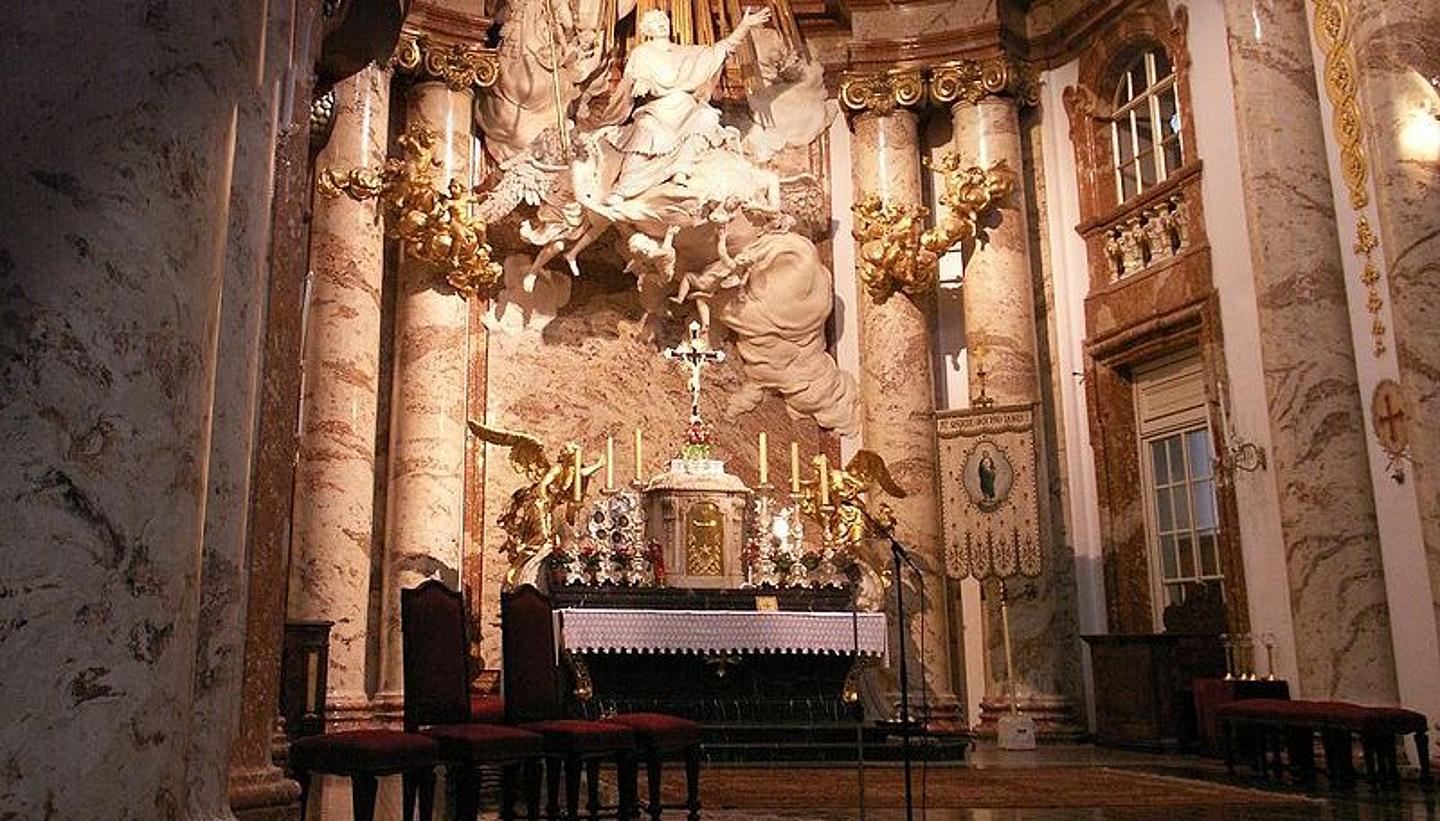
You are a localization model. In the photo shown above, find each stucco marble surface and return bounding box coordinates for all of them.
[476,265,836,667]
[1222,0,1397,700]
[287,64,393,725]
[0,1,281,817]
[849,110,957,709]
[950,99,1078,731]
[1349,0,1440,660]
[848,0,997,44]
[377,83,476,702]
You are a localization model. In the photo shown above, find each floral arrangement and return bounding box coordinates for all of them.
[680,419,714,461]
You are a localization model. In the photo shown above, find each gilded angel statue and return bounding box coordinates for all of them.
[799,450,908,610]
[468,420,604,587]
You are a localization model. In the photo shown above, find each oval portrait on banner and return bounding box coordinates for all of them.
[962,439,1014,512]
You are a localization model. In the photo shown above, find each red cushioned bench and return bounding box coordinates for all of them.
[1217,698,1431,789]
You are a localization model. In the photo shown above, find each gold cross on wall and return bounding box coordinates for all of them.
[663,321,726,423]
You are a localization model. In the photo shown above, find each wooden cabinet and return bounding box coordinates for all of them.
[1082,633,1226,749]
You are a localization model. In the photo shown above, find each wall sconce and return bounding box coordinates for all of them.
[1213,381,1267,481]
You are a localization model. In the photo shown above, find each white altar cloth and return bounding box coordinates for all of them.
[555,608,887,659]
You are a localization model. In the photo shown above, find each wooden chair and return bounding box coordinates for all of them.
[503,585,638,820]
[289,729,439,821]
[402,580,546,820]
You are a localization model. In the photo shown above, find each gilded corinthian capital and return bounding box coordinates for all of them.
[838,68,926,116]
[392,33,500,92]
[929,56,1039,108]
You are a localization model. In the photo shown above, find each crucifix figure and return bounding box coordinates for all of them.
[663,321,726,423]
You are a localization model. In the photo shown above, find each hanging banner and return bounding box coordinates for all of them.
[937,404,1042,580]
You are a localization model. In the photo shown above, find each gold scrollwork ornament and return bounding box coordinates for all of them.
[393,35,500,91]
[838,68,925,115]
[929,56,1039,108]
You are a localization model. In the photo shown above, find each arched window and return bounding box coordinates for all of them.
[1110,48,1184,204]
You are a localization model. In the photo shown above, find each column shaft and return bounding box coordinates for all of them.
[286,64,393,726]
[1223,0,1398,700]
[230,3,325,818]
[952,97,1080,736]
[850,109,957,708]
[0,1,280,815]
[1348,0,1440,689]
[375,81,475,703]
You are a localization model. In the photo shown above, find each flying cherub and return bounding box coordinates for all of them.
[468,420,604,587]
[805,449,908,611]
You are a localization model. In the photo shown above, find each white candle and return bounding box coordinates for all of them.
[790,442,800,493]
[573,444,583,502]
[606,436,615,490]
[633,427,643,484]
[817,454,830,506]
[758,432,769,486]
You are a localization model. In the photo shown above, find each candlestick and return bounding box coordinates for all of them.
[573,444,583,502]
[816,454,830,506]
[633,427,643,484]
[790,442,800,493]
[758,432,769,485]
[606,436,615,491]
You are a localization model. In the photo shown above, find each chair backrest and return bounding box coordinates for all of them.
[401,580,472,731]
[501,584,565,724]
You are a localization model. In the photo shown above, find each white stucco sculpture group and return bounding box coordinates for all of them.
[476,0,859,434]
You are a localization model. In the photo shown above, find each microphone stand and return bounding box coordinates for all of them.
[860,507,920,821]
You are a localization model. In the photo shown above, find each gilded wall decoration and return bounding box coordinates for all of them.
[317,124,505,296]
[938,406,1042,580]
[1309,0,1389,359]
[852,157,1016,303]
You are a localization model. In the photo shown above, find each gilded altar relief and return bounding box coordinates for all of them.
[937,405,1042,580]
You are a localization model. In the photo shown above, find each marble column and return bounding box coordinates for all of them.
[374,79,474,709]
[0,1,282,816]
[1222,0,1398,701]
[949,90,1081,737]
[845,84,959,720]
[230,3,326,819]
[1348,0,1440,683]
[286,63,393,729]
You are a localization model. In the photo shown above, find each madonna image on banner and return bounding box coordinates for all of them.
[962,439,1013,512]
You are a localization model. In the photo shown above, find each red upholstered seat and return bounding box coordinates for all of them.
[421,723,544,763]
[521,719,636,754]
[1356,706,1427,733]
[470,694,506,724]
[606,713,703,750]
[290,730,439,773]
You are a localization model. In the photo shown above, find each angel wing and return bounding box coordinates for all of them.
[468,420,551,482]
[844,449,907,499]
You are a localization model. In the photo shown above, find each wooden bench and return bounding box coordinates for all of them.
[1218,698,1431,789]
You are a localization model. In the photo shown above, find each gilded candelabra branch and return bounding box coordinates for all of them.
[852,155,1017,303]
[317,124,504,297]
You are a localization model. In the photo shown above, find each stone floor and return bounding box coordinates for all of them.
[686,743,1438,821]
[304,742,1437,820]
